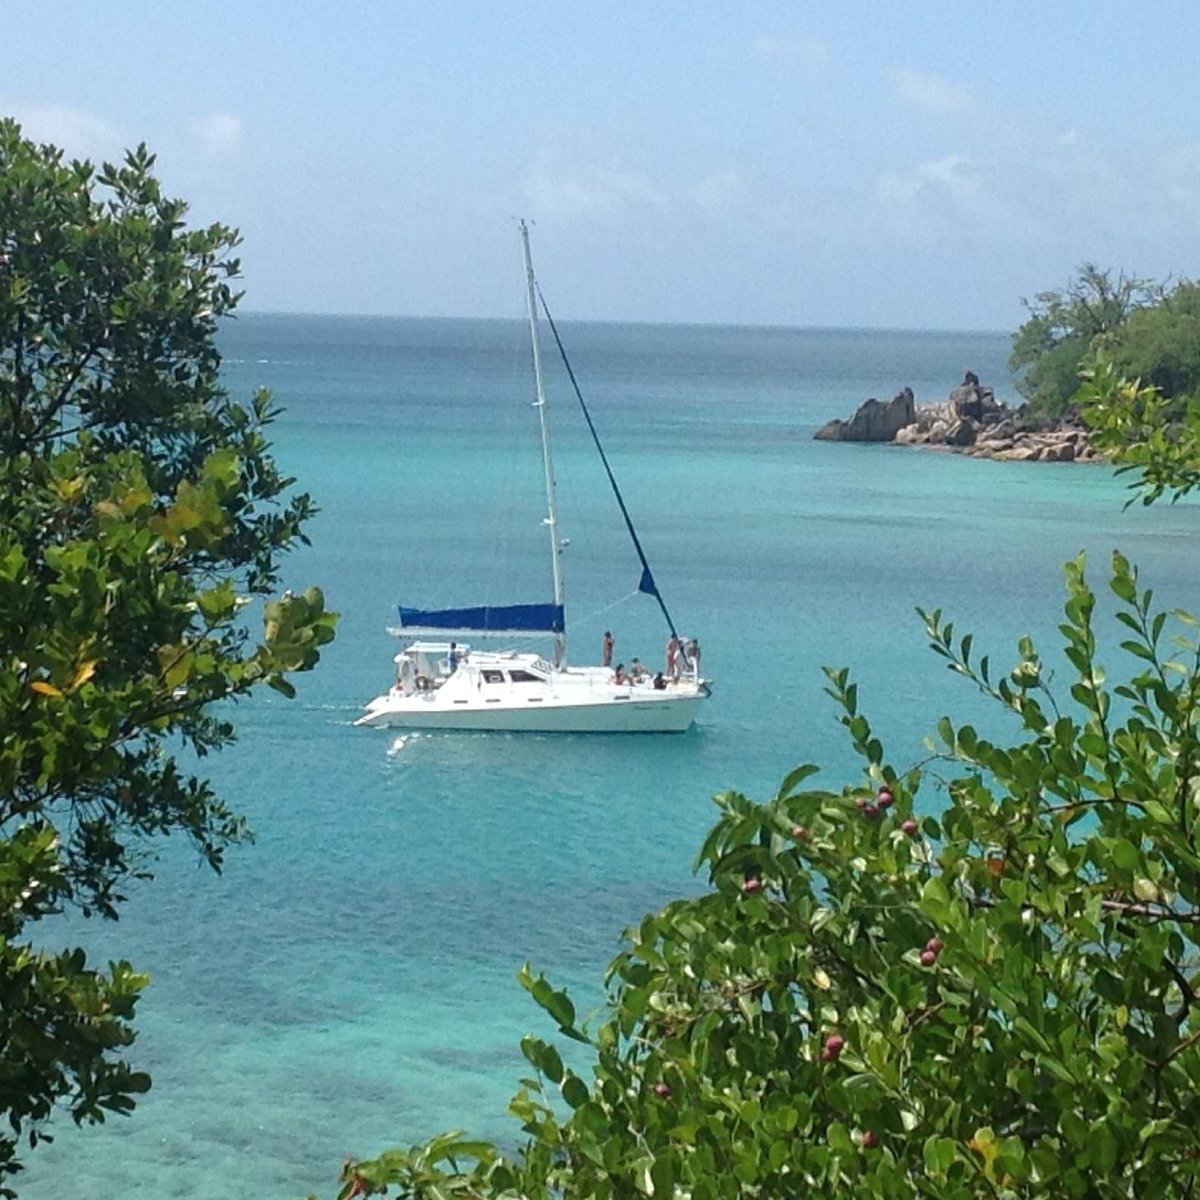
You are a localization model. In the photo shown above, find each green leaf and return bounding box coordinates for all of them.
[561,1073,589,1108]
[520,1036,564,1083]
[517,965,587,1042]
[826,1121,853,1153]
[1109,838,1141,872]
[775,763,819,801]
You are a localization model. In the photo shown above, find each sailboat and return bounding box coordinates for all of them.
[354,222,711,733]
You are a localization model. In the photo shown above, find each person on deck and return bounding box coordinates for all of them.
[666,634,680,681]
[602,630,614,667]
[629,657,649,682]
[447,642,460,674]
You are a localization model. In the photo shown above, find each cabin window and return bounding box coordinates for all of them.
[508,669,543,684]
[481,670,505,684]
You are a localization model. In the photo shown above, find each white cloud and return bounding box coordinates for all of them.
[877,154,980,206]
[522,158,666,221]
[190,113,242,157]
[751,35,829,67]
[2,101,127,162]
[892,68,972,115]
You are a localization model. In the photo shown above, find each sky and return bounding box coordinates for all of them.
[4,1,1200,331]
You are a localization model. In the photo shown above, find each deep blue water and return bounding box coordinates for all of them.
[22,314,1200,1198]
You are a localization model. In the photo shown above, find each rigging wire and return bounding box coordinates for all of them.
[575,587,642,626]
[535,287,680,641]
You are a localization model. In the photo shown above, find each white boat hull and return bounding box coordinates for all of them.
[355,648,709,733]
[355,691,704,733]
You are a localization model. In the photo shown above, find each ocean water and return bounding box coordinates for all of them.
[21,315,1200,1199]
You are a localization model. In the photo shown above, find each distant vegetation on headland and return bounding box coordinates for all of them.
[815,265,1200,465]
[1010,264,1200,420]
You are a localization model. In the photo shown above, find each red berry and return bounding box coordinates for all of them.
[920,948,937,966]
[901,818,919,836]
[863,803,880,819]
[877,787,894,808]
[822,1034,845,1061]
[653,1082,672,1098]
[742,877,762,894]
[790,824,810,841]
[925,937,943,954]
[862,1129,880,1149]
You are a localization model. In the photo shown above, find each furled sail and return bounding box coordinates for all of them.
[398,603,565,634]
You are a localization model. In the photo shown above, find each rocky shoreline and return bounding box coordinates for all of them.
[814,375,1102,463]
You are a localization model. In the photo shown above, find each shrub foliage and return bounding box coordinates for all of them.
[0,120,336,1190]
[333,548,1200,1198]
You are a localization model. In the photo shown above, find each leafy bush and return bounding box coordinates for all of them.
[0,120,336,1190]
[332,550,1200,1198]
[1108,282,1200,409]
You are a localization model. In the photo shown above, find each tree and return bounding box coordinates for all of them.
[1106,282,1200,410]
[0,120,336,1190]
[1009,264,1160,417]
[328,394,1200,1198]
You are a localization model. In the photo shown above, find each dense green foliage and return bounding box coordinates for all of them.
[0,120,336,1190]
[1011,267,1200,421]
[1009,264,1161,416]
[329,377,1200,1197]
[1107,282,1200,410]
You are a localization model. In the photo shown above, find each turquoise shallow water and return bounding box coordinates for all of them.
[22,315,1200,1198]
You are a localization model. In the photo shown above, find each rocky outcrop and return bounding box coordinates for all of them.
[969,422,1098,463]
[815,373,1102,464]
[814,387,915,442]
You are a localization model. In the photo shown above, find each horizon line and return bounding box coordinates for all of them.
[229,309,1012,339]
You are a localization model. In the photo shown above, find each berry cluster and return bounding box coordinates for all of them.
[854,784,895,820]
[919,936,943,967]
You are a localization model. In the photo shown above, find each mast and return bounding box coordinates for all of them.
[520,220,567,668]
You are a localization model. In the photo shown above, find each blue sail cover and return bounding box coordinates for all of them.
[398,603,565,634]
